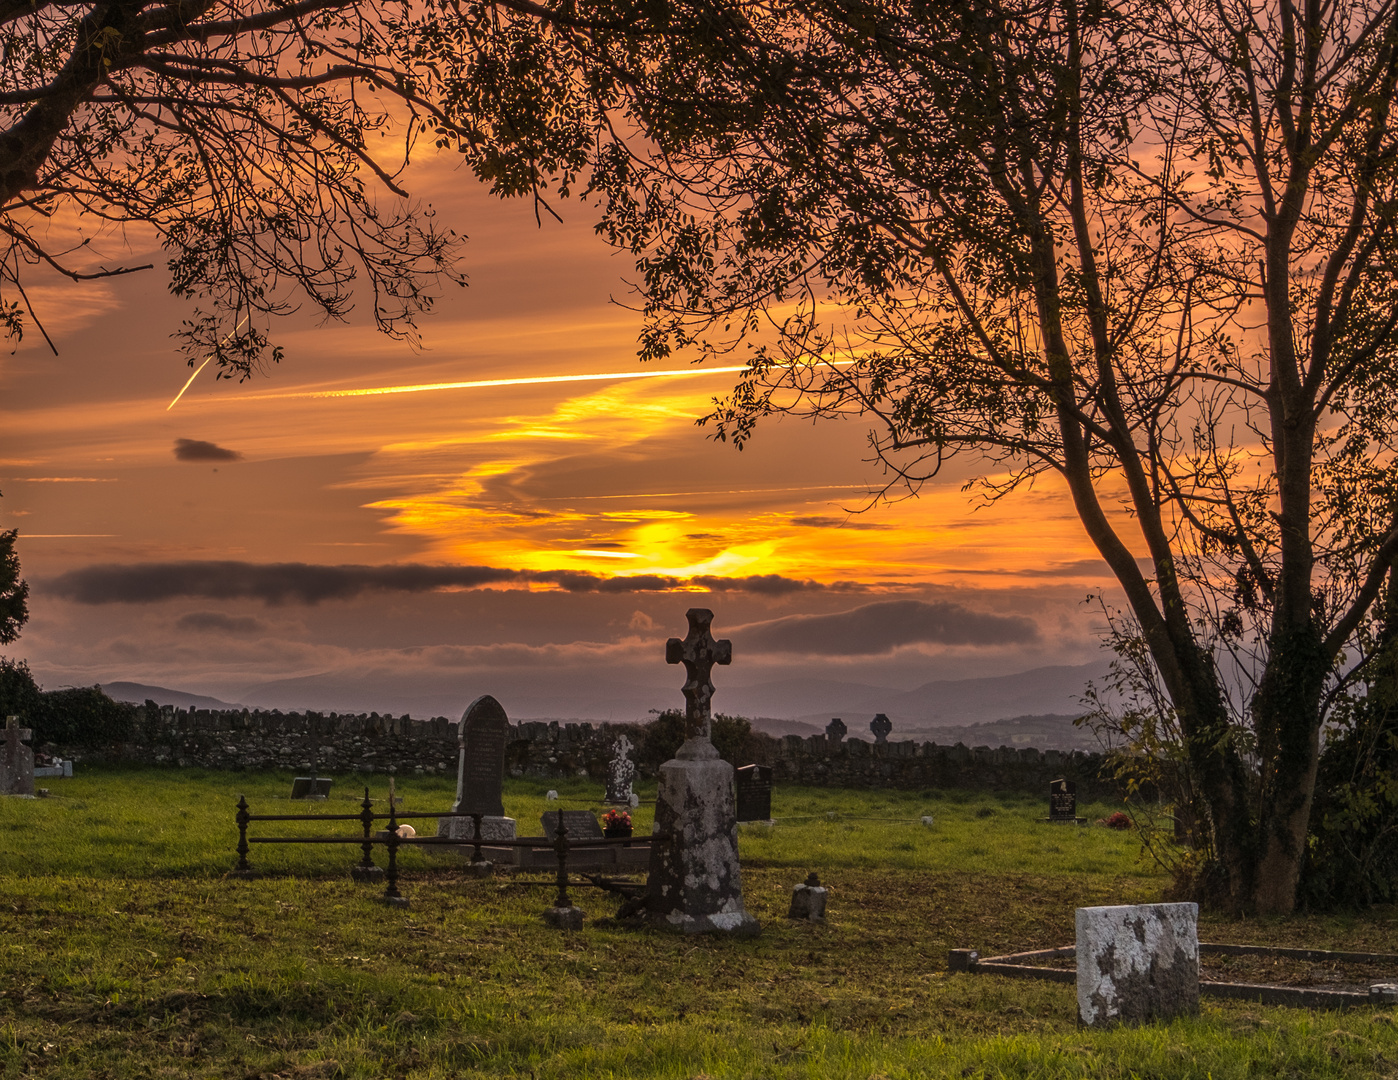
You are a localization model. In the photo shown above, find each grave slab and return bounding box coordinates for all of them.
[1077,902,1199,1026]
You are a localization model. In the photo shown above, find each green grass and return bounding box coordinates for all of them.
[2,766,1397,1079]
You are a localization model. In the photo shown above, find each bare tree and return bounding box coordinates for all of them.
[429,0,1398,912]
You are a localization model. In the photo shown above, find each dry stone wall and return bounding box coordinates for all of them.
[43,702,1114,796]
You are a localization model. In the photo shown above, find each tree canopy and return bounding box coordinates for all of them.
[426,0,1398,913]
[0,0,465,370]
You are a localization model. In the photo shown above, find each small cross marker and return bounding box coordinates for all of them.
[665,608,732,740]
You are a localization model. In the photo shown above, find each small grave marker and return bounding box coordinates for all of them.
[1047,778,1080,823]
[735,764,773,822]
[541,809,605,840]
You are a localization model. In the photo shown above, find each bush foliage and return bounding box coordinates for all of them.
[0,658,136,746]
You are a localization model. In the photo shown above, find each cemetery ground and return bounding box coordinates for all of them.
[3,771,1398,1080]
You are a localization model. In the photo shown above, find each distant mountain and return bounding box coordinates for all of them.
[103,682,244,711]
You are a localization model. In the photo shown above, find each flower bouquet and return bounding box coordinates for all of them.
[602,808,633,838]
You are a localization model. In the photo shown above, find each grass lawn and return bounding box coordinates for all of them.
[2,766,1397,1078]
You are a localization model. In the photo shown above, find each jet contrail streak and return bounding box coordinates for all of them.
[167,316,251,411]
[206,359,858,404]
[167,356,213,411]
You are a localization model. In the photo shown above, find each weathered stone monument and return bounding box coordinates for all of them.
[869,713,892,745]
[645,609,760,936]
[1,716,35,797]
[1077,903,1199,1026]
[825,717,847,743]
[735,763,773,823]
[604,733,636,805]
[438,695,516,843]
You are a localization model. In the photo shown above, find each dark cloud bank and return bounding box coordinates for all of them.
[44,561,831,605]
[173,439,243,462]
[734,600,1038,655]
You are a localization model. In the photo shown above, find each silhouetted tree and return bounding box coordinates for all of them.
[0,528,28,645]
[427,0,1398,912]
[0,0,466,370]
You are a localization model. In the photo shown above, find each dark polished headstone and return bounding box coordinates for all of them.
[1048,778,1078,822]
[541,809,604,840]
[455,695,508,816]
[735,764,773,822]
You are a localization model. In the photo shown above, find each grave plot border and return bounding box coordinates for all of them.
[948,943,1398,1009]
[234,790,668,913]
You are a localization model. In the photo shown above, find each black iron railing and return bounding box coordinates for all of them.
[234,788,662,910]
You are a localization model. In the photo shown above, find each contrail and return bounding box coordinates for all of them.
[167,316,250,411]
[209,358,858,403]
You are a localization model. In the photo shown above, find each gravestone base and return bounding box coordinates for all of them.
[543,905,585,930]
[290,777,332,800]
[437,815,516,842]
[1077,902,1199,1026]
[645,737,760,937]
[463,859,494,878]
[380,894,411,909]
[350,865,385,883]
[788,873,828,922]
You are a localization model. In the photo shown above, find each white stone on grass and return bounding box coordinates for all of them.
[1076,902,1199,1026]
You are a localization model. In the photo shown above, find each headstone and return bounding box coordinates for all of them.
[735,764,773,822]
[869,714,892,745]
[605,734,636,804]
[1048,778,1078,823]
[826,718,847,743]
[788,872,828,922]
[647,609,760,936]
[438,695,517,842]
[291,777,332,800]
[1,716,35,797]
[541,810,604,840]
[1076,903,1199,1026]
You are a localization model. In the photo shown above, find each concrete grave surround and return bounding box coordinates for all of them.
[1076,902,1199,1026]
[645,609,759,936]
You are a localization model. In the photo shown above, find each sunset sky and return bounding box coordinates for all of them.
[1,155,1124,725]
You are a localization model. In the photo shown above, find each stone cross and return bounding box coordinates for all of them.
[665,608,732,740]
[3,715,35,797]
[869,714,892,745]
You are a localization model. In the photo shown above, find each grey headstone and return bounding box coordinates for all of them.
[1077,903,1199,1026]
[1,716,35,797]
[735,764,773,822]
[605,734,636,804]
[453,695,508,817]
[869,714,892,745]
[1048,778,1077,822]
[541,809,604,840]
